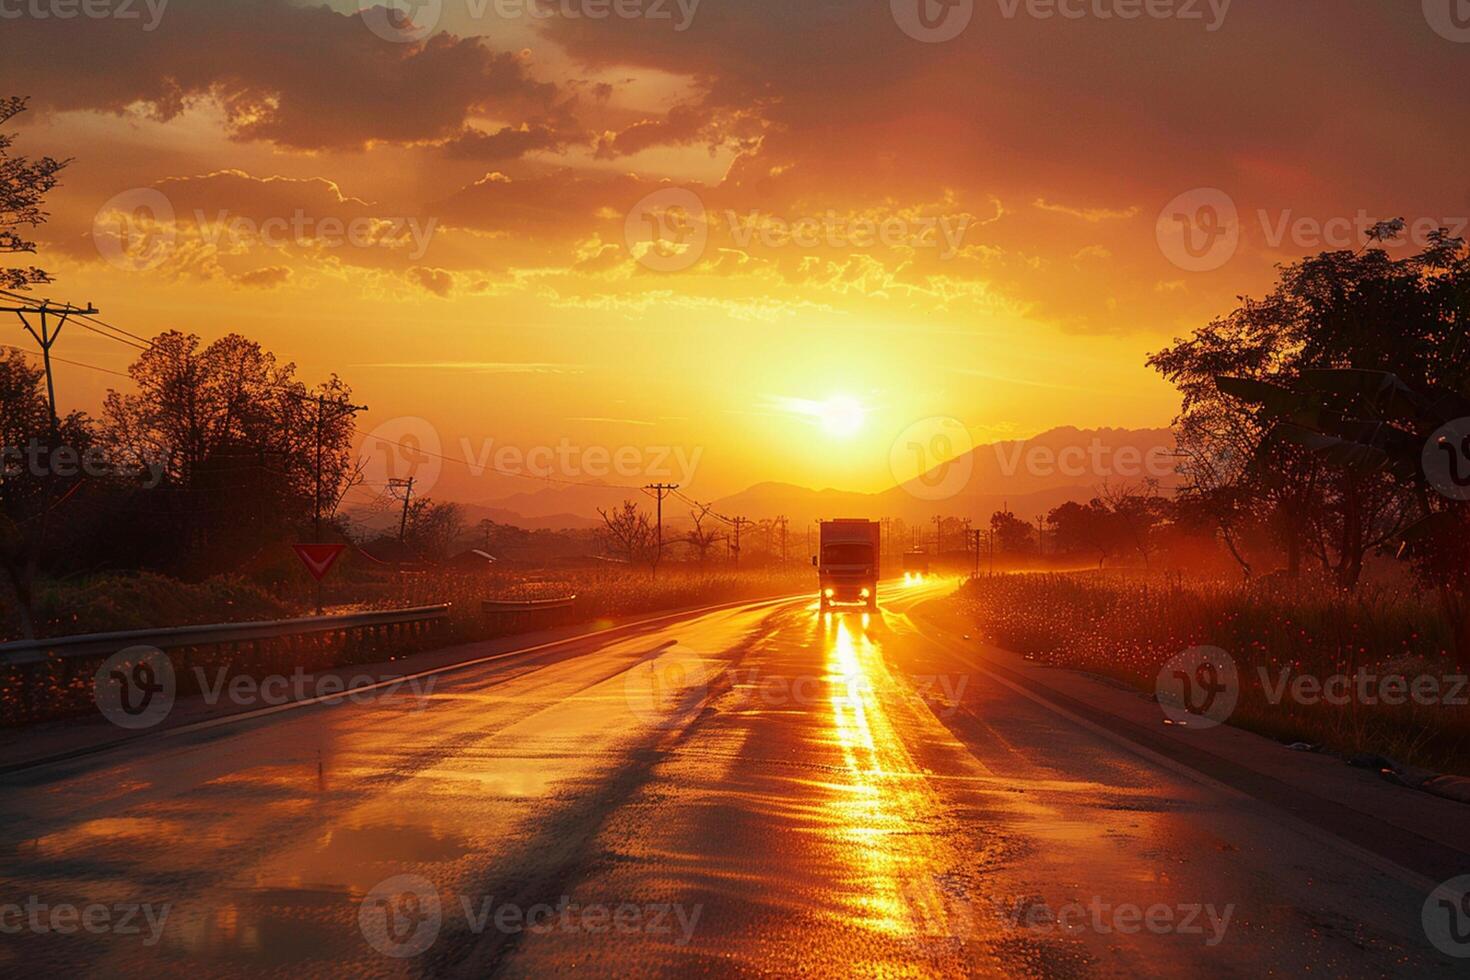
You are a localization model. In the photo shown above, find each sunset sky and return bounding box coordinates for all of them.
[5,0,1469,505]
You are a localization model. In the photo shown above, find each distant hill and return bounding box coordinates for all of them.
[710,426,1179,523]
[367,426,1181,531]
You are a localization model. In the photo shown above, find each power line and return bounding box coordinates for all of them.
[2,290,650,492]
[1,296,101,432]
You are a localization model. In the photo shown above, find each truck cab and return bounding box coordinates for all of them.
[814,519,880,611]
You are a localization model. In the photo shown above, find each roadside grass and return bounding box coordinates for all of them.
[951,571,1470,775]
[0,564,816,727]
[372,564,814,640]
[9,573,293,641]
[0,565,815,645]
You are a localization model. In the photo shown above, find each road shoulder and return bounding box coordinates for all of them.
[908,598,1470,885]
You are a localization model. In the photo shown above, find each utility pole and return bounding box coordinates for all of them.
[931,515,943,556]
[390,477,415,543]
[304,394,366,616]
[729,515,751,565]
[3,299,100,435]
[313,394,369,540]
[777,515,788,564]
[971,528,983,578]
[642,483,679,578]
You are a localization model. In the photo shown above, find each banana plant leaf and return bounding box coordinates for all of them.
[1269,422,1397,476]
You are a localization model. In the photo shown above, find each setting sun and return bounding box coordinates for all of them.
[820,396,867,438]
[2,5,1467,977]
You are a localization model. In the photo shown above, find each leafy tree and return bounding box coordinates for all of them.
[1151,225,1462,586]
[403,499,464,559]
[1048,499,1120,568]
[0,349,92,636]
[989,509,1034,556]
[0,97,68,291]
[102,331,361,572]
[1211,233,1470,652]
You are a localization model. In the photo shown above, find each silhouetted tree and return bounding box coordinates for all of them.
[0,97,68,291]
[598,500,653,565]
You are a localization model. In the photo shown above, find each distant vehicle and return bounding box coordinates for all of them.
[903,548,929,576]
[813,519,880,611]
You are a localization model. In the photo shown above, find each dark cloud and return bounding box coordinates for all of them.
[441,123,578,161]
[1,0,557,151]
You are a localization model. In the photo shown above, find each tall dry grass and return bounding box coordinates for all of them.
[954,571,1469,774]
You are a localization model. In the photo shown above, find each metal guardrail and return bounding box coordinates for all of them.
[0,605,452,667]
[481,595,578,631]
[480,596,578,612]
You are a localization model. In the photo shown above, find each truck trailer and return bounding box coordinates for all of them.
[813,519,881,611]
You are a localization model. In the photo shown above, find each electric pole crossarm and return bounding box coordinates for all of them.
[4,299,101,433]
[642,483,679,577]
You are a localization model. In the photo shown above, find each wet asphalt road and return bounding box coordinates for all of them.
[0,579,1461,977]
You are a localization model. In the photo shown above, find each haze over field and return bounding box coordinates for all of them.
[343,425,1180,531]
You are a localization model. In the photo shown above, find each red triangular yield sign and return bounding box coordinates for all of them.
[293,543,346,581]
